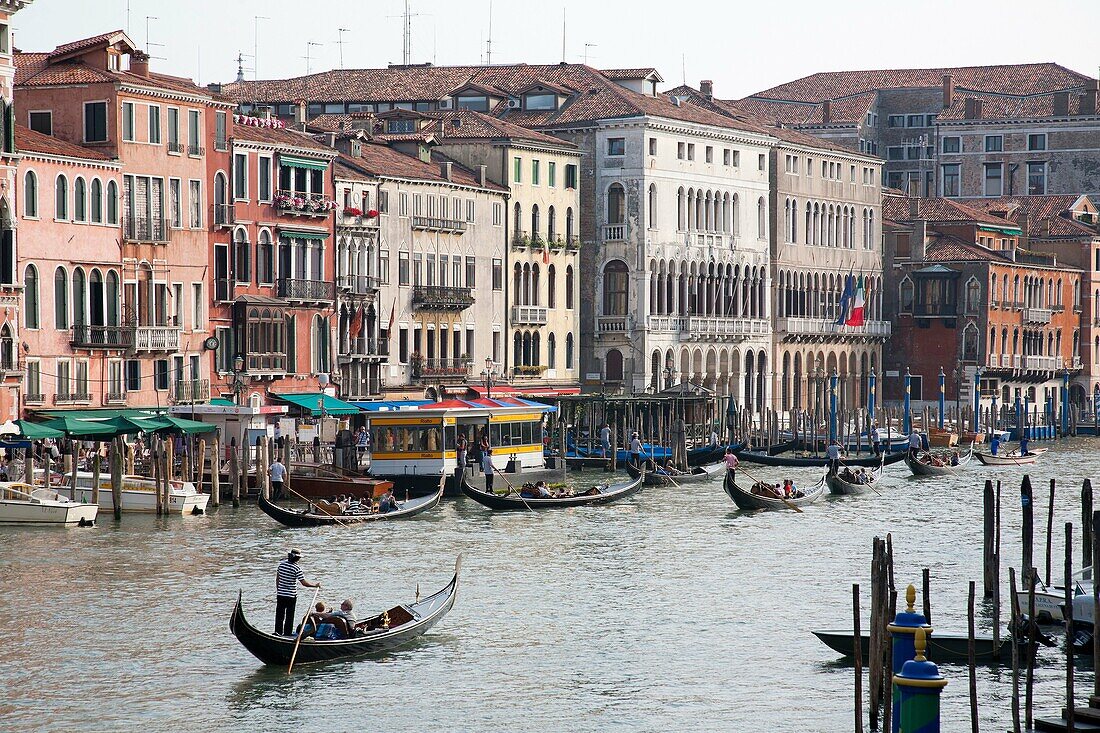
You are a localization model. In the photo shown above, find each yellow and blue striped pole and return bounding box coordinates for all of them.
[894,626,948,733]
[867,367,877,422]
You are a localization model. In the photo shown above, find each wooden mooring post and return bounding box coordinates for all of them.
[229,437,241,508]
[210,438,221,507]
[1021,475,1034,587]
[1010,567,1022,733]
[110,437,124,520]
[1045,478,1056,586]
[983,479,995,597]
[853,583,863,733]
[1084,478,1093,570]
[1064,522,1075,732]
[967,580,978,733]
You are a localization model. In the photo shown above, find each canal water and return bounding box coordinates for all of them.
[2,440,1098,732]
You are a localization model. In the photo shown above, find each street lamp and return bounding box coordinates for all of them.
[227,354,246,406]
[317,372,330,421]
[482,356,496,399]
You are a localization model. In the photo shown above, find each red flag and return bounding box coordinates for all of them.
[387,296,397,332]
[349,306,363,337]
[845,275,866,327]
[542,246,550,265]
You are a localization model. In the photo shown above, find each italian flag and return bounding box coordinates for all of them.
[845,275,865,327]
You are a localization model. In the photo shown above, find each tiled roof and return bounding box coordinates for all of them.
[960,196,1100,238]
[936,90,1093,121]
[224,63,775,136]
[47,30,129,60]
[335,146,505,191]
[333,157,373,182]
[15,124,114,161]
[308,109,574,148]
[883,195,1019,228]
[923,235,1012,263]
[600,68,663,81]
[15,49,215,99]
[233,123,336,154]
[723,92,877,127]
[751,63,1093,103]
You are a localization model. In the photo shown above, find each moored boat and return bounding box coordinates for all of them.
[905,445,974,477]
[927,428,960,448]
[624,460,725,486]
[722,469,825,511]
[974,448,1046,466]
[286,462,393,500]
[737,448,905,468]
[0,482,98,525]
[812,629,1014,663]
[257,482,443,527]
[51,471,209,514]
[230,557,460,666]
[460,471,642,510]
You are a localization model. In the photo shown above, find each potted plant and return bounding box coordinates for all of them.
[343,206,363,217]
[410,352,423,378]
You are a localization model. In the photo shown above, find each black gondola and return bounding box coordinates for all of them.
[230,558,460,667]
[736,448,906,468]
[460,472,642,510]
[624,460,725,486]
[257,483,443,527]
[723,469,825,510]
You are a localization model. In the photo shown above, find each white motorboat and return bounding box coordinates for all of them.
[47,471,209,515]
[0,483,98,525]
[974,448,1046,466]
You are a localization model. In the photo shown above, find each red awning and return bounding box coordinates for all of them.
[469,385,580,398]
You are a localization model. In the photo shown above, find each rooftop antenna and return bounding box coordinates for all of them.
[681,53,686,85]
[254,15,269,80]
[337,28,351,69]
[583,43,597,66]
[486,0,493,65]
[145,16,165,58]
[235,52,256,83]
[561,8,566,63]
[302,41,322,74]
[388,1,421,66]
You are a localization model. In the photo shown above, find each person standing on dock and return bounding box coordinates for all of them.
[599,423,611,457]
[275,549,320,636]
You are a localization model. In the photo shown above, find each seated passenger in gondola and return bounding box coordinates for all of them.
[377,490,399,513]
[950,451,960,466]
[520,483,537,499]
[534,481,552,499]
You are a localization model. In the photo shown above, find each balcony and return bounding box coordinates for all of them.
[171,379,210,404]
[0,356,23,377]
[336,274,381,295]
[603,224,626,242]
[412,285,474,311]
[1022,307,1053,324]
[645,315,686,333]
[511,305,548,325]
[187,144,205,157]
[123,216,170,244]
[133,326,181,352]
[274,190,335,218]
[340,337,388,361]
[686,316,770,340]
[212,204,235,229]
[1024,355,1062,372]
[338,209,379,228]
[511,230,530,249]
[412,216,467,233]
[597,316,628,333]
[277,278,336,303]
[213,137,228,152]
[71,324,134,350]
[105,392,126,405]
[412,358,472,383]
[246,353,286,374]
[512,365,548,379]
[565,236,581,251]
[167,141,184,154]
[777,317,892,339]
[52,392,86,405]
[25,393,44,404]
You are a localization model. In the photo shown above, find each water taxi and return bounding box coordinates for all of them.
[0,482,98,525]
[47,471,210,515]
[367,397,555,492]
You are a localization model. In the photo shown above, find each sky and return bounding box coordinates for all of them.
[11,0,1100,99]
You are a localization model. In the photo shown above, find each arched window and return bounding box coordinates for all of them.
[513,202,522,240]
[565,265,574,309]
[677,187,685,231]
[106,270,120,327]
[605,348,624,381]
[602,260,629,315]
[965,277,981,313]
[565,207,574,244]
[963,324,979,362]
[90,179,103,223]
[24,171,37,218]
[531,204,540,240]
[547,264,557,309]
[73,177,87,222]
[607,183,625,224]
[24,265,39,329]
[214,172,228,226]
[106,181,118,225]
[757,196,766,239]
[55,175,68,220]
[234,228,250,282]
[899,276,914,313]
[89,269,104,326]
[648,184,658,229]
[0,324,13,371]
[54,266,68,329]
[548,332,556,368]
[72,268,87,326]
[566,333,574,369]
[547,205,556,241]
[312,314,330,374]
[532,264,541,306]
[257,230,274,284]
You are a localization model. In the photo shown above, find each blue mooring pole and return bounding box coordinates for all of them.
[894,626,947,733]
[937,367,945,430]
[972,368,981,434]
[829,369,838,444]
[1015,395,1024,441]
[1061,371,1070,436]
[903,367,912,435]
[867,368,877,422]
[889,583,932,732]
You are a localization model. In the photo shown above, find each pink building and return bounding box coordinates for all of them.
[15,125,125,411]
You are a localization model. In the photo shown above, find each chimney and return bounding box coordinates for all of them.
[942,73,954,109]
[1018,211,1030,248]
[129,51,150,78]
[440,161,452,181]
[909,197,921,219]
[912,220,928,261]
[295,100,307,127]
[699,79,713,100]
[1053,91,1070,116]
[963,97,983,120]
[821,99,832,124]
[1080,80,1099,116]
[477,164,487,187]
[326,132,337,148]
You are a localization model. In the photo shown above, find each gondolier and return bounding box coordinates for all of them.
[269,458,287,500]
[481,447,494,493]
[599,423,611,457]
[825,440,843,476]
[275,549,320,636]
[723,447,739,481]
[629,432,643,467]
[907,429,922,460]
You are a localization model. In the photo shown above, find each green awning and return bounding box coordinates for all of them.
[40,416,121,438]
[210,398,236,407]
[274,392,361,417]
[15,419,64,439]
[155,416,217,434]
[37,408,167,420]
[278,228,329,240]
[279,154,328,171]
[103,416,166,435]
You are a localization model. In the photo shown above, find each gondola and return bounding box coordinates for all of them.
[624,460,725,486]
[736,448,906,468]
[812,629,1015,664]
[905,445,974,477]
[974,448,1047,466]
[826,460,883,496]
[722,469,825,511]
[460,471,642,510]
[230,557,460,666]
[257,483,443,527]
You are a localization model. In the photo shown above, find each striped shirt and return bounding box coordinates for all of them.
[276,559,304,598]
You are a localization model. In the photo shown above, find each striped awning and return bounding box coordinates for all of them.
[278,228,329,240]
[279,154,328,171]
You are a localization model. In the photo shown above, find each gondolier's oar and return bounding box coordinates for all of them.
[641,443,682,489]
[491,464,535,512]
[737,465,804,513]
[288,585,322,674]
